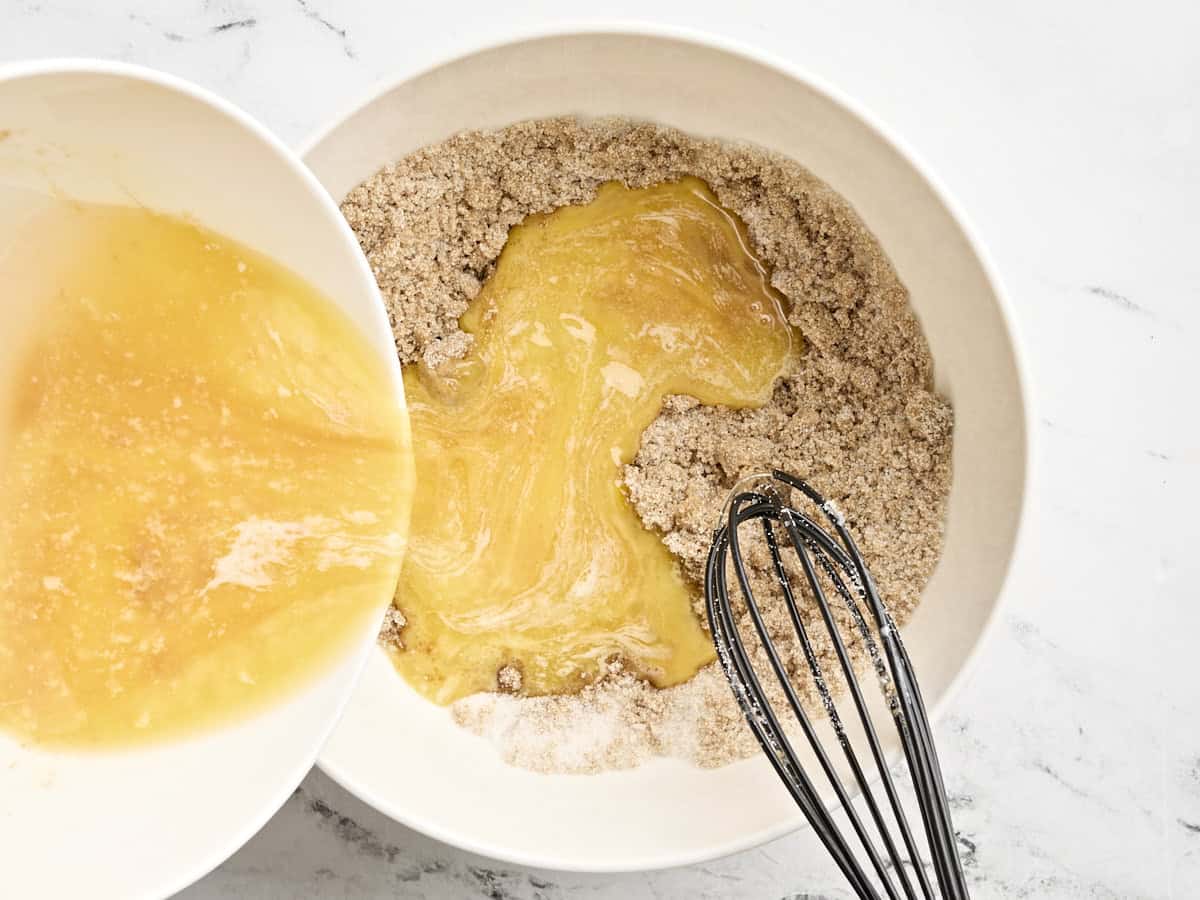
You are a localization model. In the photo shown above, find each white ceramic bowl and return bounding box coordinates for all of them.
[303,28,1031,873]
[0,61,405,899]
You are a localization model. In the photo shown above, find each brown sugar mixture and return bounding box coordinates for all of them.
[341,117,953,772]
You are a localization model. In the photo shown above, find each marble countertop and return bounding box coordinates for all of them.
[4,1,1197,897]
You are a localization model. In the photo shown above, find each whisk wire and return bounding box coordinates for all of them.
[704,472,969,900]
[772,518,926,900]
[775,514,929,900]
[706,525,882,899]
[826,507,967,900]
[726,501,904,900]
[705,513,888,900]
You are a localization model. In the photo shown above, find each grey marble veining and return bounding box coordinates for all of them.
[3,1,1197,897]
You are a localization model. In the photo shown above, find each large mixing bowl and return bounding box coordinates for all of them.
[302,27,1031,872]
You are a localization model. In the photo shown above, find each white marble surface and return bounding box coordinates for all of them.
[3,1,1198,897]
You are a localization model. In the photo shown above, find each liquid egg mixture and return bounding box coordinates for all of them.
[394,178,796,704]
[0,205,413,748]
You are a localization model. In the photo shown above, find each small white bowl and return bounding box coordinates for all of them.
[0,61,405,899]
[303,26,1032,873]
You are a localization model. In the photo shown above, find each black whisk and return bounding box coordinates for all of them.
[704,471,968,900]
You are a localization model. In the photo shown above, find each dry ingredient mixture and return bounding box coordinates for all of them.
[342,117,953,773]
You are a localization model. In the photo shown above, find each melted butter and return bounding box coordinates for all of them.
[393,178,795,704]
[0,204,413,748]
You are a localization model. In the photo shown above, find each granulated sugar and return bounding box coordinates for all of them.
[341,117,953,773]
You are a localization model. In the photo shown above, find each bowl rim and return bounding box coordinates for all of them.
[300,21,1037,874]
[0,56,399,900]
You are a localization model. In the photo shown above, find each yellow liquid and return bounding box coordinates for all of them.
[0,204,413,748]
[394,178,795,703]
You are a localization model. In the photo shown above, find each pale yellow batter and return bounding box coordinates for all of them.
[393,178,796,703]
[0,204,413,748]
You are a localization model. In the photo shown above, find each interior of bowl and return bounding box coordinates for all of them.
[0,63,403,899]
[305,31,1028,871]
